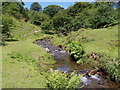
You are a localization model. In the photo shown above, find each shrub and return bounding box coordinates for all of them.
[52,13,72,33]
[40,19,54,33]
[2,15,13,41]
[2,2,27,19]
[28,11,50,25]
[45,69,83,89]
[66,41,85,63]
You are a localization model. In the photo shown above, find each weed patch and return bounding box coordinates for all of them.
[45,69,83,89]
[100,57,120,82]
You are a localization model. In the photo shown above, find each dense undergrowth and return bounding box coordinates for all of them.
[44,70,83,89]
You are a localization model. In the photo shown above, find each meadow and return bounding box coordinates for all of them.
[2,1,119,88]
[2,21,55,88]
[2,19,119,88]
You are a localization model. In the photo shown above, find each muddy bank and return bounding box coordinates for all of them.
[36,39,119,88]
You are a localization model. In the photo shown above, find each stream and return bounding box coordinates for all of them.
[36,39,119,89]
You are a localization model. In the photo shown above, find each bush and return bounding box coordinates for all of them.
[2,15,13,41]
[52,13,72,33]
[40,19,54,33]
[28,11,50,25]
[45,69,83,89]
[2,2,27,19]
[66,41,85,63]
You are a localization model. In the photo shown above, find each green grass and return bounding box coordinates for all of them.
[51,25,119,82]
[2,16,119,88]
[2,17,57,88]
[2,39,55,88]
[10,19,51,40]
[0,46,2,89]
[51,25,118,58]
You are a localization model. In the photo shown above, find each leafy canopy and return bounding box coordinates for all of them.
[43,5,64,17]
[30,2,42,11]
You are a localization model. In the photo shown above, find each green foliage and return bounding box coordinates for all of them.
[9,51,38,68]
[43,5,64,17]
[2,15,13,40]
[89,2,117,28]
[52,13,72,33]
[67,41,85,63]
[45,70,83,89]
[28,11,50,25]
[40,19,54,32]
[100,57,120,82]
[66,2,92,17]
[2,2,27,19]
[67,2,117,29]
[41,2,118,34]
[30,2,42,11]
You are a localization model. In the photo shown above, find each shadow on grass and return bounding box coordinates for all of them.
[5,38,19,42]
[0,38,19,46]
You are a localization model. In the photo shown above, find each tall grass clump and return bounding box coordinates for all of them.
[100,56,120,82]
[45,69,83,89]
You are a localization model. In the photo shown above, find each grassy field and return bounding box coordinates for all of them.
[2,39,55,88]
[51,25,118,58]
[2,20,55,88]
[2,17,119,88]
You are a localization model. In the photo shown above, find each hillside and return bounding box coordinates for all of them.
[2,1,119,88]
[51,25,118,58]
[2,20,55,88]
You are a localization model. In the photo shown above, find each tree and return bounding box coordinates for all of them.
[2,2,28,19]
[30,2,42,11]
[43,5,64,17]
[52,13,72,33]
[28,10,50,25]
[89,2,117,28]
[66,2,92,17]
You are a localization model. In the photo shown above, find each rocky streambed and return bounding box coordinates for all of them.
[36,39,119,89]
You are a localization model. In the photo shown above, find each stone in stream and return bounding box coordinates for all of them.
[60,50,66,53]
[45,48,50,52]
[87,67,101,77]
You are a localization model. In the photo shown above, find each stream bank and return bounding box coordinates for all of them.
[36,39,119,88]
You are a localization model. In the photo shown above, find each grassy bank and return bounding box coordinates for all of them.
[51,25,118,58]
[50,25,119,82]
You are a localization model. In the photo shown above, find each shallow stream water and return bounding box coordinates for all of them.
[36,39,119,89]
